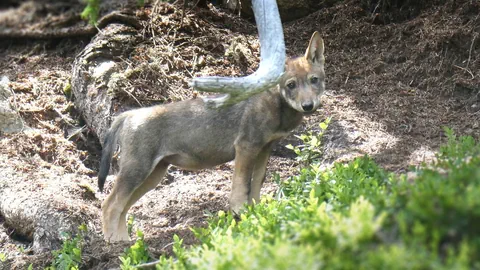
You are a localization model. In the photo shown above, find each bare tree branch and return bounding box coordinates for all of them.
[190,0,286,107]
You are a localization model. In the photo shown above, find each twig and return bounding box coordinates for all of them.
[437,46,447,71]
[123,88,144,107]
[134,259,162,269]
[179,0,202,28]
[134,242,175,269]
[53,108,76,126]
[370,1,381,23]
[453,64,475,79]
[180,0,187,28]
[466,33,477,69]
[67,125,87,141]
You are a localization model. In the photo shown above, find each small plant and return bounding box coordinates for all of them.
[119,230,151,269]
[81,0,144,25]
[127,215,135,236]
[47,224,87,270]
[286,117,330,166]
[63,81,72,99]
[17,245,26,254]
[81,0,100,25]
[0,252,7,262]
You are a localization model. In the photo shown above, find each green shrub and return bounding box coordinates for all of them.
[151,128,480,269]
[119,230,151,269]
[47,224,87,270]
[389,128,480,264]
[286,117,330,166]
[81,0,100,25]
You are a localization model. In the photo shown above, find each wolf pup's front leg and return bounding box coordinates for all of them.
[248,142,273,204]
[229,141,263,213]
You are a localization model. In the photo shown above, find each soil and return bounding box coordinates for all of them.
[0,0,479,269]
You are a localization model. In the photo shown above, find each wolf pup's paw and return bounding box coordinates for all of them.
[229,196,249,216]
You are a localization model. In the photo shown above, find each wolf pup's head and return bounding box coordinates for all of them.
[280,32,325,114]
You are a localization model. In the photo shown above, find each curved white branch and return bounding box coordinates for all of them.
[191,0,286,107]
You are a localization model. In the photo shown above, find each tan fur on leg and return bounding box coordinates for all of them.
[117,164,168,239]
[230,144,259,213]
[102,178,133,242]
[249,143,272,204]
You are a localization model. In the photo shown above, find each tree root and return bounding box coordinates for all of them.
[0,11,142,40]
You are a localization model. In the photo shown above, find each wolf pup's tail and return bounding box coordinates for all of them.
[98,115,126,192]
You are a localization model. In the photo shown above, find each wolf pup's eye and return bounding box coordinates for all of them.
[287,81,296,89]
[310,76,319,84]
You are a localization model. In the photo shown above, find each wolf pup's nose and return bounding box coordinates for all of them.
[301,102,314,112]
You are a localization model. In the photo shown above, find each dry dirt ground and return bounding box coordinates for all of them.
[0,0,479,269]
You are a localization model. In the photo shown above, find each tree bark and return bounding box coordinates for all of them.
[0,175,98,253]
[71,24,141,143]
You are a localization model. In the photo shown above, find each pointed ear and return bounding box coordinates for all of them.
[304,31,324,65]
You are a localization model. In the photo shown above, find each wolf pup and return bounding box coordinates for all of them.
[98,32,325,241]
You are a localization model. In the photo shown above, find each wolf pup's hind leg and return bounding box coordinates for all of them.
[116,162,169,239]
[101,156,162,241]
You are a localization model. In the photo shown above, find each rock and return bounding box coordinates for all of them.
[0,76,25,134]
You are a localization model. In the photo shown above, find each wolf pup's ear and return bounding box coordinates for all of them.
[304,31,324,65]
